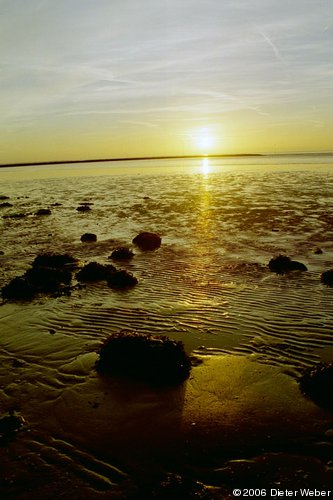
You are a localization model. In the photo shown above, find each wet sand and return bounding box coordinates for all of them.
[1,157,333,497]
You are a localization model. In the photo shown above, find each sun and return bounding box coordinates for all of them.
[193,127,214,153]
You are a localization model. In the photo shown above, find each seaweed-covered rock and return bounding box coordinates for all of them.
[268,255,307,274]
[32,253,78,269]
[25,266,71,292]
[2,277,36,300]
[80,233,97,242]
[0,202,13,208]
[320,269,333,286]
[299,362,333,409]
[76,205,91,212]
[132,232,161,251]
[76,262,116,282]
[109,247,134,260]
[35,208,51,216]
[107,270,138,289]
[96,331,191,385]
[314,247,323,255]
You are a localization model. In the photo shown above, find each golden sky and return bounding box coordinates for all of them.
[1,0,332,164]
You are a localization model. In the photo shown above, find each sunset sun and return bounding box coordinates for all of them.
[193,128,215,153]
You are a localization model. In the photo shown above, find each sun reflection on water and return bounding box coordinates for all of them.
[200,157,211,175]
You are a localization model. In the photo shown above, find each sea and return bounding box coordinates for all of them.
[0,154,333,498]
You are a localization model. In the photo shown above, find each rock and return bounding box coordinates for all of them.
[2,213,27,219]
[50,202,62,206]
[96,331,191,386]
[299,362,333,409]
[25,266,72,292]
[109,247,134,260]
[76,262,116,282]
[132,231,161,251]
[32,253,78,269]
[1,277,36,300]
[80,233,97,243]
[268,255,307,274]
[0,202,13,208]
[0,195,10,200]
[0,412,25,437]
[314,247,323,255]
[76,205,91,212]
[79,202,94,206]
[0,251,4,255]
[107,270,138,288]
[320,269,333,286]
[35,208,51,216]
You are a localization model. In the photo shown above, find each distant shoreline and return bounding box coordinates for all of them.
[0,153,263,169]
[1,151,332,169]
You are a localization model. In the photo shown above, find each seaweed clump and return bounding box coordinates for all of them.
[96,331,191,386]
[109,247,134,260]
[2,253,78,300]
[76,262,116,282]
[107,270,138,289]
[299,362,333,409]
[268,255,307,274]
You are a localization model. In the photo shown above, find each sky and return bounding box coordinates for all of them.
[0,0,333,164]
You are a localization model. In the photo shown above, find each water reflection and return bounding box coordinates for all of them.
[200,157,211,176]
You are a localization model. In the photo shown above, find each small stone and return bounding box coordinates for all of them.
[35,208,51,216]
[80,233,97,242]
[76,205,91,212]
[109,247,134,260]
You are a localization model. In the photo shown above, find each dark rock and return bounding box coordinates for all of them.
[32,253,78,269]
[132,231,161,251]
[50,202,62,206]
[0,251,4,255]
[314,247,323,255]
[320,269,333,286]
[0,412,25,437]
[0,195,10,200]
[12,359,24,368]
[0,202,13,208]
[2,277,36,300]
[79,202,94,206]
[107,270,138,288]
[76,205,91,212]
[96,331,191,386]
[80,233,97,242]
[109,247,134,260]
[35,208,51,216]
[2,213,27,219]
[268,255,307,274]
[25,266,72,292]
[299,362,333,409]
[76,262,116,282]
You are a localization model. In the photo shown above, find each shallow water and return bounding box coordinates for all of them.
[0,155,333,497]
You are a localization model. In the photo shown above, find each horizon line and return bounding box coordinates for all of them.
[0,150,332,169]
[0,153,262,169]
